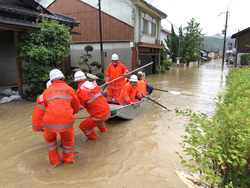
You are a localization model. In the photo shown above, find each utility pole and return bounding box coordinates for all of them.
[98,0,104,73]
[220,7,229,71]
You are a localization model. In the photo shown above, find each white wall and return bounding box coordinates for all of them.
[81,0,135,27]
[70,42,132,73]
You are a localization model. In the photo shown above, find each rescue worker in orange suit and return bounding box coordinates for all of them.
[106,54,129,104]
[32,80,52,132]
[75,71,111,140]
[137,71,147,83]
[119,75,145,105]
[137,76,154,97]
[42,69,80,166]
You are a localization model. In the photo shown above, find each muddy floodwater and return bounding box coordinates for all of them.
[0,59,228,188]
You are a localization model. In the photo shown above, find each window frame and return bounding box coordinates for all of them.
[141,11,157,37]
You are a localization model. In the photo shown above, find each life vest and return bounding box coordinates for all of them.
[32,94,46,132]
[76,81,110,121]
[136,80,147,96]
[106,62,129,89]
[119,82,138,105]
[42,80,80,133]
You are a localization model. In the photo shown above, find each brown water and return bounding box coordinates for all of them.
[0,59,228,188]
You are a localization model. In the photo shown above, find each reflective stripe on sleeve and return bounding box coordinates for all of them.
[32,124,43,130]
[43,122,74,129]
[107,85,115,89]
[117,86,123,89]
[85,92,101,104]
[37,104,46,110]
[47,95,72,103]
[92,112,111,121]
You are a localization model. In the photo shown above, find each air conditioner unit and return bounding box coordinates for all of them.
[155,39,161,44]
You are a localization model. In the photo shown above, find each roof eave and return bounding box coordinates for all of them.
[131,0,167,18]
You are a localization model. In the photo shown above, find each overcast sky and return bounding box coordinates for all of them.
[145,0,250,37]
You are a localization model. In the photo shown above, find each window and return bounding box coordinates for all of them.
[141,11,156,37]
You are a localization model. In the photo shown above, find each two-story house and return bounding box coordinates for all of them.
[39,0,167,75]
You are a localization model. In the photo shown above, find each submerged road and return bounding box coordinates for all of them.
[0,59,228,188]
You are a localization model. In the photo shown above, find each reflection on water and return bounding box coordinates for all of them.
[0,59,228,188]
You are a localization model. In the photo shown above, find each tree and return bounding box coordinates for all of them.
[164,24,179,62]
[79,45,104,85]
[79,45,103,73]
[18,19,72,99]
[183,18,204,66]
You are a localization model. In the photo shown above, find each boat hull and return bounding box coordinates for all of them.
[108,96,150,120]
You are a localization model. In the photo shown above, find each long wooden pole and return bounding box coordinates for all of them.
[144,95,170,111]
[100,61,153,88]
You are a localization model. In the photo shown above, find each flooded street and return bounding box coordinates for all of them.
[0,59,228,188]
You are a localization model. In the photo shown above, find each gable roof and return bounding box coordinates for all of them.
[231,27,250,39]
[0,0,80,30]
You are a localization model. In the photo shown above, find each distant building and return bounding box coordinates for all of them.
[200,50,210,62]
[231,27,250,67]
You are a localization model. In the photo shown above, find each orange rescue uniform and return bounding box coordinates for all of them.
[106,62,129,103]
[76,81,111,140]
[32,95,45,132]
[136,80,147,96]
[141,77,147,83]
[119,82,142,105]
[42,80,80,165]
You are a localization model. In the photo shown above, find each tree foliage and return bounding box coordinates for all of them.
[183,18,204,65]
[176,66,250,187]
[79,45,104,85]
[164,24,179,63]
[17,19,72,98]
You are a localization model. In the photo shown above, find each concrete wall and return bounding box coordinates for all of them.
[236,52,247,67]
[70,42,132,73]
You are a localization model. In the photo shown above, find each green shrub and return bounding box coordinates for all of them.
[176,66,250,187]
[240,54,250,66]
[18,19,72,99]
[154,66,161,74]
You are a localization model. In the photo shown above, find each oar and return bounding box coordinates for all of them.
[100,61,153,88]
[143,95,170,111]
[154,88,181,95]
[86,73,105,81]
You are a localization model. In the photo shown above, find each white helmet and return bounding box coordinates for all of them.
[49,69,65,82]
[74,71,86,82]
[111,54,119,60]
[46,80,52,88]
[137,71,143,75]
[130,75,138,82]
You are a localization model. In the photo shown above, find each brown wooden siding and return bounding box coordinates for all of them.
[238,31,250,53]
[49,0,134,42]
